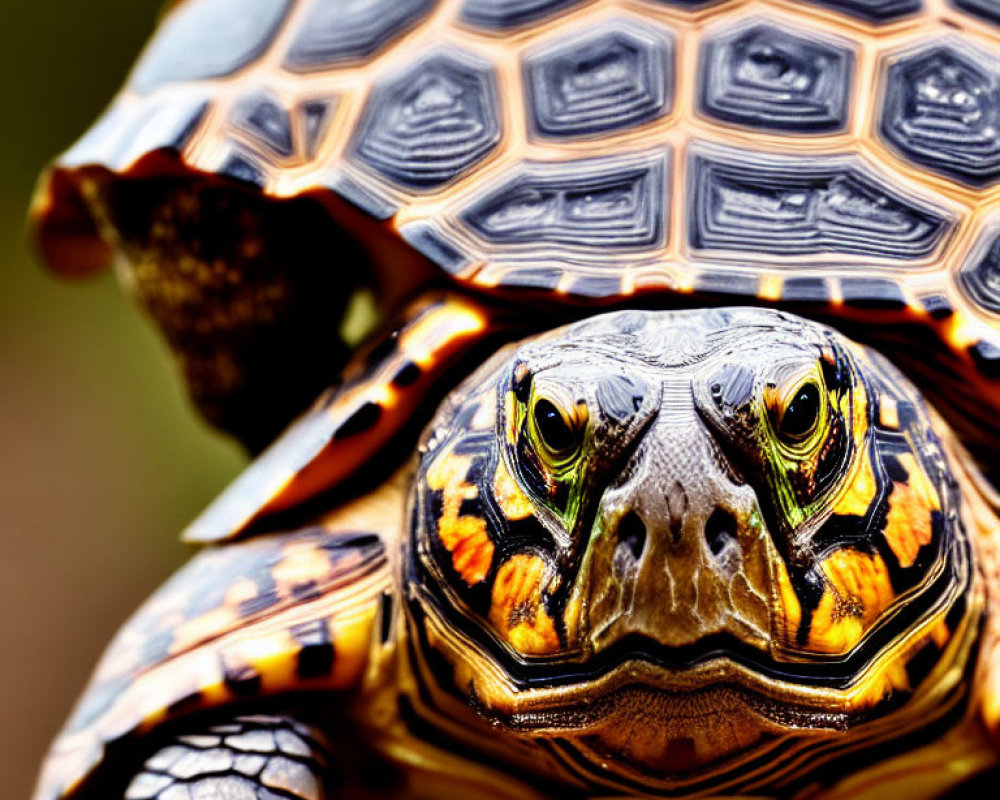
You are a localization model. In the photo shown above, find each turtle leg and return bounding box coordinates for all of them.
[183,292,523,544]
[124,715,335,800]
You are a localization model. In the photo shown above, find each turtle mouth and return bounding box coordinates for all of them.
[412,533,961,694]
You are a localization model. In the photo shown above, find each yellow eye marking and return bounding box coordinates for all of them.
[884,453,940,569]
[426,448,494,586]
[493,458,534,521]
[489,554,560,656]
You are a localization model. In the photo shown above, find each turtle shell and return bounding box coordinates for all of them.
[32,1,1000,457]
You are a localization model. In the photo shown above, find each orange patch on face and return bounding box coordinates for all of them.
[807,550,895,654]
[884,453,940,569]
[493,459,534,521]
[490,554,560,655]
[426,448,494,586]
[832,448,878,518]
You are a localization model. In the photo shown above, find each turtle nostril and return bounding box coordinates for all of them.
[704,508,737,558]
[615,511,647,571]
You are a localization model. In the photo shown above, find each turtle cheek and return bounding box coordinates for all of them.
[486,553,564,657]
[772,550,899,658]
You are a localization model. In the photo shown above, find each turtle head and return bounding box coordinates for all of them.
[407,308,978,789]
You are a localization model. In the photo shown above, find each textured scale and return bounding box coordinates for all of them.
[34,0,1000,470]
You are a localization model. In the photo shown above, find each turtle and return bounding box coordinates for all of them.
[30,307,1000,799]
[25,0,1000,796]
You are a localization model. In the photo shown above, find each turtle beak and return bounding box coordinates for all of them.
[567,405,776,657]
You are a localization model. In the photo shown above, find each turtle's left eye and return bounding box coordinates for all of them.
[779,382,822,443]
[532,397,581,462]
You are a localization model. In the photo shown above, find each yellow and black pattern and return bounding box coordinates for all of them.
[405,308,983,796]
[33,522,390,800]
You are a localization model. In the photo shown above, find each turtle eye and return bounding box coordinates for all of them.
[779,382,822,443]
[532,398,580,461]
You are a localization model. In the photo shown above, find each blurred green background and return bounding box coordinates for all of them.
[0,4,245,796]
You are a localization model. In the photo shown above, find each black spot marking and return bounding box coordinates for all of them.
[392,362,422,387]
[463,153,667,251]
[224,663,263,696]
[920,293,954,319]
[355,50,501,188]
[292,620,335,678]
[399,221,471,274]
[796,0,921,21]
[364,335,399,371]
[883,454,910,481]
[285,0,434,69]
[461,0,584,29]
[689,147,949,260]
[881,43,1000,187]
[334,401,383,439]
[699,23,853,133]
[130,0,291,93]
[380,591,395,645]
[525,20,672,138]
[840,277,907,309]
[232,92,293,157]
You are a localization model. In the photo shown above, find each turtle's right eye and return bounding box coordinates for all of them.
[531,396,582,464]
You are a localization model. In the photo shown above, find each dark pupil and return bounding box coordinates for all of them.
[781,383,821,440]
[534,399,575,454]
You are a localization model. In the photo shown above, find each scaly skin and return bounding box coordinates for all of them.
[35,309,1000,800]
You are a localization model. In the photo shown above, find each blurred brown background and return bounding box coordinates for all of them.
[0,4,245,796]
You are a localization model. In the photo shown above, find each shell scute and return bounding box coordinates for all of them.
[461,151,668,251]
[698,20,854,133]
[687,146,953,262]
[460,0,585,30]
[36,526,388,799]
[961,223,1000,316]
[231,92,294,158]
[524,19,674,139]
[128,0,291,94]
[880,40,1000,188]
[353,49,502,189]
[283,0,436,70]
